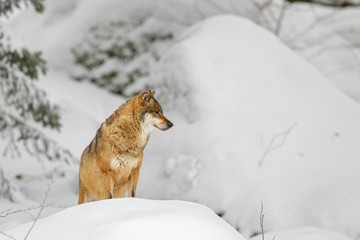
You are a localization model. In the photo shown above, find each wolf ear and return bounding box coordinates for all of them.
[141,90,152,103]
[150,91,155,97]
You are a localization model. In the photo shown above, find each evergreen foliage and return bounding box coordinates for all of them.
[0,0,44,16]
[0,168,19,201]
[0,0,75,201]
[71,15,174,96]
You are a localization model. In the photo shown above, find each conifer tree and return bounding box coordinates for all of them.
[0,0,75,201]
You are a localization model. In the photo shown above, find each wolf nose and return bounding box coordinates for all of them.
[167,121,173,129]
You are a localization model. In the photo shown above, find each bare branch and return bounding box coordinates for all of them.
[260,202,265,240]
[1,179,56,240]
[286,9,339,46]
[1,204,47,218]
[259,123,298,166]
[24,180,53,240]
[206,0,228,13]
[286,0,360,8]
[274,1,289,36]
[248,0,276,29]
[259,202,275,240]
[0,231,16,240]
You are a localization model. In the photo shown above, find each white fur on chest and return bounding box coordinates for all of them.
[110,155,138,170]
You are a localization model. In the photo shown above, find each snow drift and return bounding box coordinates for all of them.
[1,199,244,240]
[138,15,360,238]
[251,227,354,240]
[2,3,360,239]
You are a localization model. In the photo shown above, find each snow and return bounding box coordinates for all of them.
[279,5,360,103]
[140,15,360,238]
[1,1,360,240]
[2,0,173,71]
[1,198,245,240]
[250,227,354,240]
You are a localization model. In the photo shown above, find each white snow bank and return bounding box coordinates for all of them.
[138,15,360,238]
[250,227,354,240]
[2,5,360,239]
[0,70,124,231]
[1,198,245,240]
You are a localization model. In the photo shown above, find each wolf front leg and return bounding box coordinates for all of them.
[128,153,143,197]
[78,179,86,204]
[102,171,114,199]
[128,167,140,197]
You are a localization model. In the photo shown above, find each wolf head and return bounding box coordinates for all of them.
[138,90,173,131]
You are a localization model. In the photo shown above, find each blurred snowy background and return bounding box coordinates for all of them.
[1,0,360,239]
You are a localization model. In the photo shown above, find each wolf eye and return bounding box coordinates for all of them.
[154,111,159,115]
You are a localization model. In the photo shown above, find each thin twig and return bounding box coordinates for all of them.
[274,1,289,36]
[260,202,265,240]
[0,181,53,240]
[206,0,228,13]
[286,9,339,46]
[259,202,275,240]
[259,123,298,166]
[0,231,16,240]
[249,0,275,29]
[24,180,53,240]
[0,205,48,218]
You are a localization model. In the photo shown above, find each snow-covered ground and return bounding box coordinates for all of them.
[142,15,360,238]
[250,227,354,240]
[1,198,245,240]
[1,1,360,240]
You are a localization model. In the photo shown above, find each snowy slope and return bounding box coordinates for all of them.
[251,227,354,240]
[139,15,360,238]
[1,198,245,240]
[0,71,124,231]
[1,2,360,240]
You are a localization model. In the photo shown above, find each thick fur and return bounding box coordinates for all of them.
[78,91,173,204]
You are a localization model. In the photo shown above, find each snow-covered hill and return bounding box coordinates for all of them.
[141,15,360,238]
[1,2,360,240]
[251,227,354,240]
[0,198,245,240]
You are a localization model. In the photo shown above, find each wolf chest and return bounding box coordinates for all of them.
[110,155,138,170]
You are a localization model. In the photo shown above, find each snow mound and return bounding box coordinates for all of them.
[3,7,360,239]
[251,227,354,240]
[138,15,360,237]
[1,198,244,240]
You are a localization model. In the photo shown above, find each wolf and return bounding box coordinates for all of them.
[78,90,173,204]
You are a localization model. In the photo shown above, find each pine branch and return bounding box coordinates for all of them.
[1,48,47,80]
[0,67,61,130]
[0,169,19,202]
[0,0,72,203]
[0,33,47,80]
[0,0,45,17]
[0,109,76,165]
